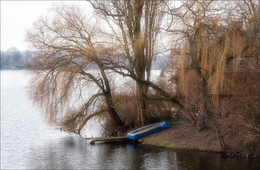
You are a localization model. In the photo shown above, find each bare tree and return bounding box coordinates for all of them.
[89,0,183,125]
[166,0,225,125]
[26,4,124,134]
[230,0,260,135]
[165,0,260,150]
[235,0,260,61]
[164,0,238,150]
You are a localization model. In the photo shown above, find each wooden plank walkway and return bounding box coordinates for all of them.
[86,136,132,144]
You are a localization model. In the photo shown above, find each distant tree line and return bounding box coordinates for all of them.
[1,47,37,69]
[1,47,168,70]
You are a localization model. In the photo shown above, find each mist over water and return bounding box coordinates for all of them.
[1,70,259,169]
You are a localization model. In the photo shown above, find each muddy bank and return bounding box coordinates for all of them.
[140,123,222,153]
[139,117,260,159]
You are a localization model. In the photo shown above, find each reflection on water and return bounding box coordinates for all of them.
[28,137,260,170]
[1,70,260,169]
[176,150,260,170]
[29,136,184,169]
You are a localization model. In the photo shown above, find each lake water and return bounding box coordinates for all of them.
[1,70,259,169]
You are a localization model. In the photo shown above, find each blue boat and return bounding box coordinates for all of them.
[127,122,170,140]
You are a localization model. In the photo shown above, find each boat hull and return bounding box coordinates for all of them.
[127,122,169,140]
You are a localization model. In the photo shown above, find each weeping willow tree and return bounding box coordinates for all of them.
[165,1,245,150]
[166,0,259,152]
[26,4,124,135]
[166,1,226,127]
[89,0,183,125]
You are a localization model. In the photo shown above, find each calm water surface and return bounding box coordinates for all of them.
[1,70,259,169]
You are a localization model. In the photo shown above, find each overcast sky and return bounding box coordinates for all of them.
[1,1,91,51]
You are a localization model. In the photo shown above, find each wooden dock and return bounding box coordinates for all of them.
[86,136,134,144]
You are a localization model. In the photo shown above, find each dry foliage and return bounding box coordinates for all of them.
[166,0,259,155]
[89,0,184,125]
[27,4,124,134]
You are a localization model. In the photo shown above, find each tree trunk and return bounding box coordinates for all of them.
[213,118,227,151]
[197,77,208,130]
[106,96,124,128]
[98,63,124,128]
[135,49,150,125]
[136,82,149,125]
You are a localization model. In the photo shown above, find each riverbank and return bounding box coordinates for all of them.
[139,114,260,158]
[140,123,222,153]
